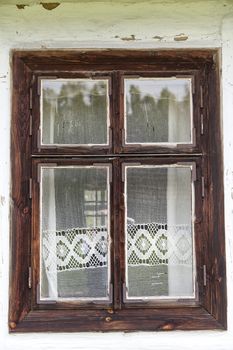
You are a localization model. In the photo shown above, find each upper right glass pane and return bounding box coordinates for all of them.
[124,78,193,145]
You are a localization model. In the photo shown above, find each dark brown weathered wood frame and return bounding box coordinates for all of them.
[10,49,226,332]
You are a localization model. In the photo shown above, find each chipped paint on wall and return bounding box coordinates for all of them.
[40,2,60,10]
[153,35,164,41]
[16,2,60,10]
[120,34,136,41]
[16,4,28,9]
[174,33,189,41]
[0,196,5,206]
[0,1,232,48]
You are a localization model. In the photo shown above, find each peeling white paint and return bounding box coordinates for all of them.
[173,33,189,41]
[0,1,233,349]
[0,1,232,48]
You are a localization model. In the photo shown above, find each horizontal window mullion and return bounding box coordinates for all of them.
[30,153,203,160]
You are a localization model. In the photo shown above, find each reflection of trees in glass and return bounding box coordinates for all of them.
[178,86,190,141]
[127,85,190,143]
[43,81,107,144]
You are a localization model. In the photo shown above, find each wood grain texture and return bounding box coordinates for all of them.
[10,55,33,324]
[10,307,225,332]
[10,49,227,332]
[203,54,227,328]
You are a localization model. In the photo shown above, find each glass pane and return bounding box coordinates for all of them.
[125,165,194,299]
[41,79,109,145]
[40,166,110,301]
[125,78,192,144]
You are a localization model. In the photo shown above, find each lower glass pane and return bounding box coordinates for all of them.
[125,165,194,299]
[40,165,110,301]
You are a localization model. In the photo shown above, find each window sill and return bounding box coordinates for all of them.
[9,307,226,332]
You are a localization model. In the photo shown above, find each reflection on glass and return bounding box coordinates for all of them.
[41,79,109,145]
[125,165,194,299]
[40,166,110,301]
[125,78,192,144]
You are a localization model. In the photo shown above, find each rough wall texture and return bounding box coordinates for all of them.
[0,1,233,349]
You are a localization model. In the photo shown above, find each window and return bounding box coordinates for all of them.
[10,50,227,332]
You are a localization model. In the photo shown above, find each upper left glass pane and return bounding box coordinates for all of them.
[41,79,109,146]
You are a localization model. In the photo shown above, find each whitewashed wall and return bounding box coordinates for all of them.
[0,1,233,349]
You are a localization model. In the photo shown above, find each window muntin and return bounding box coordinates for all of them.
[41,79,110,146]
[84,189,107,227]
[124,77,193,146]
[40,165,111,302]
[124,164,196,300]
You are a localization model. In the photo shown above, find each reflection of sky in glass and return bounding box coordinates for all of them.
[125,78,191,102]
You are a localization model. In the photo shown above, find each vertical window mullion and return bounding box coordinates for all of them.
[112,71,122,154]
[111,158,123,310]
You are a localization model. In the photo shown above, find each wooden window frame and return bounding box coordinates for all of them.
[10,49,227,332]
